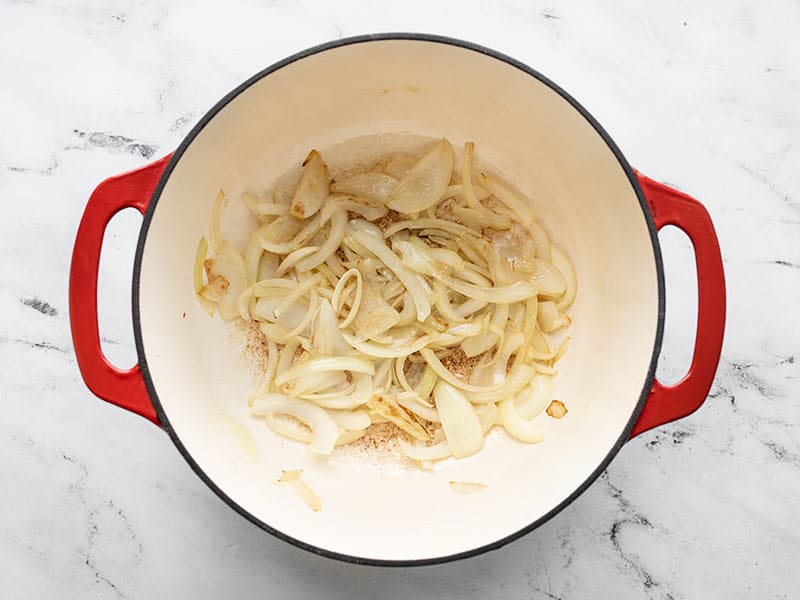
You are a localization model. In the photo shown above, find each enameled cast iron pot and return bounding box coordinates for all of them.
[69,34,726,565]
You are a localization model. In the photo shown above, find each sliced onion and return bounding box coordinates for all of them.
[398,438,452,461]
[475,402,498,433]
[199,141,575,462]
[193,237,215,316]
[366,395,430,441]
[337,429,368,446]
[488,224,536,284]
[323,195,387,221]
[307,373,373,409]
[440,275,537,304]
[299,378,356,403]
[434,381,483,459]
[255,203,290,217]
[256,217,304,254]
[258,321,291,345]
[331,172,398,203]
[421,348,535,402]
[242,233,264,288]
[313,300,352,356]
[393,356,414,393]
[351,229,431,321]
[499,396,544,444]
[331,268,363,330]
[355,292,400,341]
[396,390,440,422]
[383,217,481,240]
[251,394,339,455]
[275,246,319,277]
[387,139,453,214]
[433,282,466,324]
[242,191,269,223]
[253,296,307,331]
[343,332,435,358]
[552,244,577,309]
[451,204,511,231]
[276,469,322,511]
[478,173,535,230]
[258,251,278,281]
[327,408,372,431]
[383,154,417,179]
[209,190,227,253]
[414,364,438,401]
[455,298,488,319]
[530,259,566,298]
[205,241,246,321]
[372,357,394,391]
[395,292,417,327]
[283,370,347,397]
[516,375,554,419]
[526,220,552,262]
[296,208,347,271]
[444,183,490,203]
[199,271,229,302]
[537,300,570,332]
[449,481,487,494]
[275,356,375,386]
[273,273,323,318]
[264,413,312,443]
[288,213,322,251]
[473,332,524,387]
[290,150,329,219]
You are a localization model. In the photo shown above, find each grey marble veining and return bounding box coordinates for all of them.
[1,1,798,598]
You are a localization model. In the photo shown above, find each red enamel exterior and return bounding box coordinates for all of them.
[69,155,172,426]
[630,172,726,437]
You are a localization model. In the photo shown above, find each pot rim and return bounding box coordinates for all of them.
[131,32,666,566]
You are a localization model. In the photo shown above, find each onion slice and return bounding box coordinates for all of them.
[440,276,537,304]
[209,190,227,253]
[331,172,398,203]
[275,356,375,386]
[290,150,329,219]
[387,139,453,214]
[499,396,544,444]
[350,228,432,321]
[552,244,577,309]
[251,394,339,455]
[434,381,483,459]
[276,470,322,512]
[193,237,215,316]
[448,481,487,494]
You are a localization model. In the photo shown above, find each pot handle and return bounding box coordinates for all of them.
[69,155,172,425]
[630,172,726,438]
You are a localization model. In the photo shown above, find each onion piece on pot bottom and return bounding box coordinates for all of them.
[276,470,322,512]
[449,481,488,494]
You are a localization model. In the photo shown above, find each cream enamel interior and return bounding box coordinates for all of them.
[137,39,660,562]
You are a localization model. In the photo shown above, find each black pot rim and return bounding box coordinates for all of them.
[132,32,666,567]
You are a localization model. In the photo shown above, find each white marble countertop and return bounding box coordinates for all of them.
[2,1,798,598]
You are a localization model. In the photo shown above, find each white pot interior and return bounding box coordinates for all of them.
[137,38,660,562]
